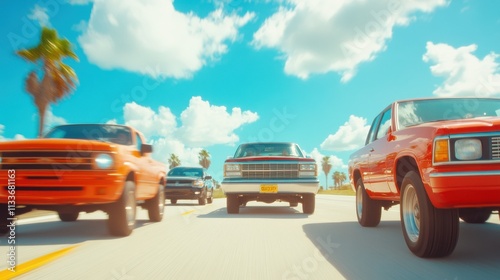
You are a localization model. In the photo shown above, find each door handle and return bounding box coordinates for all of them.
[370,148,375,152]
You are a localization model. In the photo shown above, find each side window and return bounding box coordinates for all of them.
[135,133,143,151]
[365,114,382,145]
[375,108,392,140]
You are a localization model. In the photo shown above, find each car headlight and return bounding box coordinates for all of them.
[224,164,241,177]
[455,138,482,160]
[225,164,240,171]
[300,164,316,171]
[94,153,113,169]
[193,180,204,188]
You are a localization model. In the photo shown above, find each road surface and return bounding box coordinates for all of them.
[1,195,500,279]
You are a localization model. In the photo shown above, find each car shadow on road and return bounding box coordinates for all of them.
[198,205,309,219]
[303,220,500,279]
[5,218,153,246]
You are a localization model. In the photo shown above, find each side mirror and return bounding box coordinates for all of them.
[141,144,153,155]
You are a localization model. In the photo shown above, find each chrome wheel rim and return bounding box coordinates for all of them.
[402,184,420,243]
[356,184,363,219]
[125,189,136,226]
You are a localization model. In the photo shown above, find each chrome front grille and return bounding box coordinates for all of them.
[0,150,95,170]
[492,137,500,159]
[242,163,299,178]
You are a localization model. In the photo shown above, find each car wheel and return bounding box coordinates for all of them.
[227,194,239,214]
[459,208,491,224]
[290,202,298,207]
[58,211,79,222]
[356,178,381,227]
[146,183,165,222]
[302,194,315,214]
[171,199,177,205]
[108,181,137,237]
[400,171,459,258]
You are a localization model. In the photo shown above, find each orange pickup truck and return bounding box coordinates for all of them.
[0,124,166,236]
[348,97,500,257]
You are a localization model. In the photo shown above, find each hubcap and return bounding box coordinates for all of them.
[125,190,136,226]
[356,184,363,219]
[402,184,420,243]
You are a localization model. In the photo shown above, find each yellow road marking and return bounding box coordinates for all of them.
[0,244,79,279]
[181,210,196,216]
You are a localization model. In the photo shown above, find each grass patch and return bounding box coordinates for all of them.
[213,188,226,199]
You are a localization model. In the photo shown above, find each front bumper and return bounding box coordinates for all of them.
[427,170,500,208]
[165,187,205,199]
[0,170,124,205]
[221,178,319,194]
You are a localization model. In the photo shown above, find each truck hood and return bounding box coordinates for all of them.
[0,138,117,152]
[225,156,315,163]
[422,117,500,133]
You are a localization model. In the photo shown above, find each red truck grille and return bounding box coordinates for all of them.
[0,150,94,170]
[241,163,299,178]
[492,137,500,159]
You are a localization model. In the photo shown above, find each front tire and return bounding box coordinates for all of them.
[227,194,239,214]
[400,171,459,258]
[147,183,165,222]
[108,181,137,237]
[58,211,79,222]
[459,208,491,224]
[356,178,381,227]
[302,194,315,214]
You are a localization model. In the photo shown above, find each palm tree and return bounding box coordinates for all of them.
[332,171,340,189]
[321,156,332,189]
[339,172,347,188]
[168,153,181,169]
[16,27,78,137]
[199,149,211,169]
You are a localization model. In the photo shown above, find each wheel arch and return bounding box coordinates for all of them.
[395,156,419,193]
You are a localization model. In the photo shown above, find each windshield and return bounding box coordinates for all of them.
[233,143,304,158]
[44,124,133,145]
[397,98,500,129]
[168,167,204,177]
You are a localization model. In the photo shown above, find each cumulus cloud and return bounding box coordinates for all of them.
[121,96,258,166]
[0,124,27,142]
[38,108,67,135]
[177,96,259,146]
[320,115,370,151]
[78,0,254,79]
[67,0,94,5]
[252,0,447,81]
[28,5,50,26]
[423,42,500,97]
[308,148,347,171]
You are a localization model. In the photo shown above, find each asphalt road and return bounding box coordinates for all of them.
[1,195,500,280]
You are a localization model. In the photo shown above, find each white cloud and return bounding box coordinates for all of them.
[308,148,346,171]
[121,96,258,167]
[78,0,254,79]
[320,115,370,151]
[252,0,447,81]
[0,124,27,142]
[124,102,177,139]
[177,96,259,146]
[28,5,50,26]
[40,107,67,135]
[423,42,500,97]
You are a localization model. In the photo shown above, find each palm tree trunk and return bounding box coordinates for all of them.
[37,105,46,138]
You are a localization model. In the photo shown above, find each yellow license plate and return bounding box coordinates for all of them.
[260,184,278,193]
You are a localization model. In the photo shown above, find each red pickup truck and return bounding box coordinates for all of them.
[348,97,500,257]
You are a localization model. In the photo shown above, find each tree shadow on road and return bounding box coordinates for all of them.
[303,220,500,280]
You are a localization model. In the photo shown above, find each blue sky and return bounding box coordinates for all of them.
[1,0,500,186]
